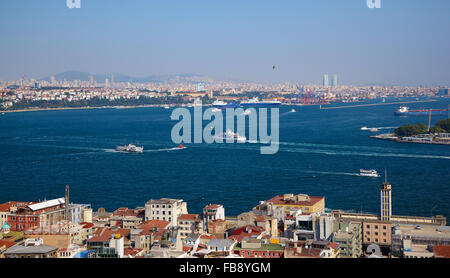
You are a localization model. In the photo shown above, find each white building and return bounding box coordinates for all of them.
[144,198,188,227]
[202,204,225,232]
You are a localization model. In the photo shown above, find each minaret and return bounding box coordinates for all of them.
[380,169,392,221]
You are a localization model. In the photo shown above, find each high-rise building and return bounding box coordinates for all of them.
[323,74,329,88]
[332,74,338,88]
[111,74,115,86]
[380,171,392,222]
[197,83,205,92]
[89,74,94,86]
[50,75,56,86]
[105,78,110,88]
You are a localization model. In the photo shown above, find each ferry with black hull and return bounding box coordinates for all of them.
[394,106,446,116]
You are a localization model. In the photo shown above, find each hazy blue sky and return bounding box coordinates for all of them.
[0,0,449,86]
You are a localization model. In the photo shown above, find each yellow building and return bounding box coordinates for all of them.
[267,194,325,215]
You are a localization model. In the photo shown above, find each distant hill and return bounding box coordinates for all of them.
[39,71,237,84]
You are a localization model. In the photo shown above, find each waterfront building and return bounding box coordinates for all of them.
[332,221,362,258]
[0,201,31,227]
[144,198,188,227]
[202,204,225,232]
[391,224,450,258]
[7,198,66,232]
[177,214,203,240]
[109,207,145,229]
[266,194,325,215]
[68,204,92,224]
[362,221,392,247]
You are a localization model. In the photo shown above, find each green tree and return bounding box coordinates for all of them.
[394,123,427,137]
[435,119,450,132]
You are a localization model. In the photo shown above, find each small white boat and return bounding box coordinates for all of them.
[163,105,170,109]
[359,169,380,178]
[291,109,296,113]
[361,126,369,130]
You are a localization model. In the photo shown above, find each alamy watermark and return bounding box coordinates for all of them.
[366,0,381,9]
[66,0,81,9]
[170,102,279,155]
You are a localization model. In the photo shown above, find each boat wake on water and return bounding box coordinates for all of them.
[360,126,398,131]
[144,146,186,152]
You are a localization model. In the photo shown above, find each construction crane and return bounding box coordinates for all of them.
[427,109,432,132]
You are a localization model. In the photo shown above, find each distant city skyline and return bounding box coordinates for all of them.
[0,0,449,86]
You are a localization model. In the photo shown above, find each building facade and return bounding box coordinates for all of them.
[144,198,188,227]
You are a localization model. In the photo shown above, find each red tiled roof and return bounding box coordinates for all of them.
[0,201,29,212]
[0,240,16,249]
[204,204,222,210]
[112,207,142,217]
[200,234,217,240]
[286,247,321,258]
[138,219,170,230]
[434,245,450,258]
[124,248,143,256]
[328,242,340,250]
[80,222,94,229]
[268,195,324,206]
[232,226,264,236]
[179,214,199,221]
[88,227,130,242]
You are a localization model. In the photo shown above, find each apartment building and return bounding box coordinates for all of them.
[145,198,187,227]
[177,214,203,239]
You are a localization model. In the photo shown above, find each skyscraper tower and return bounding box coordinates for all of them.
[332,74,338,88]
[380,169,392,221]
[323,74,329,88]
[89,74,94,86]
[105,78,110,88]
[111,74,115,86]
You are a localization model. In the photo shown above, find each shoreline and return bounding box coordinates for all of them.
[370,134,450,145]
[0,104,184,114]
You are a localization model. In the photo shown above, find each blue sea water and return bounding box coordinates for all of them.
[0,98,449,219]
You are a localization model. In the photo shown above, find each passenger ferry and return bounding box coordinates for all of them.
[359,169,380,178]
[214,129,246,143]
[115,144,144,153]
